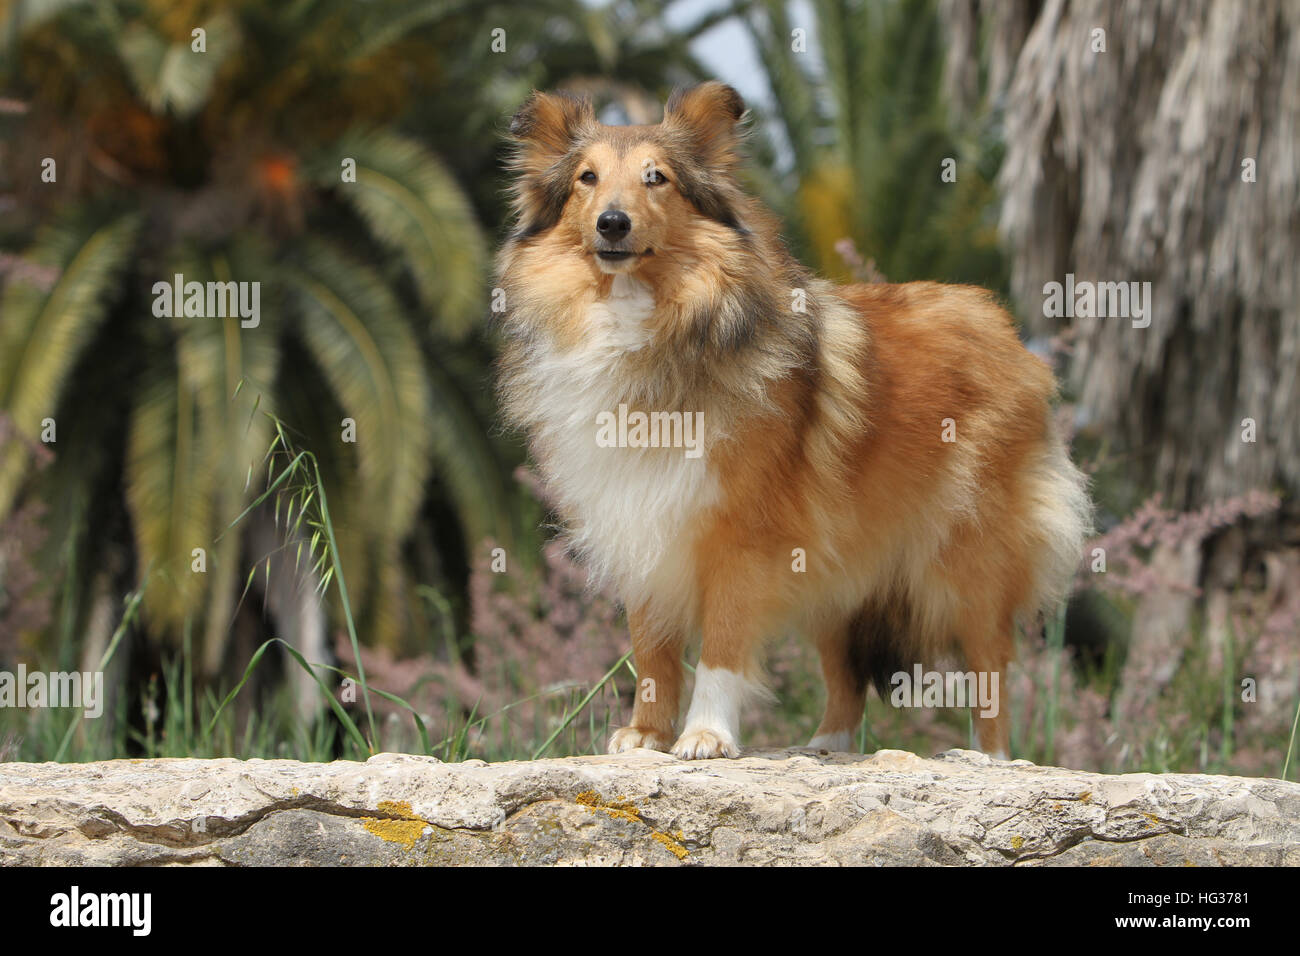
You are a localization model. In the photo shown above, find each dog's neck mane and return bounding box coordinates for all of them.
[591,253,822,414]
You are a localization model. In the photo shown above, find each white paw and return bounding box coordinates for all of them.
[608,726,673,754]
[807,731,852,752]
[671,728,740,760]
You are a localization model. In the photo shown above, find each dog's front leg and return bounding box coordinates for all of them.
[670,572,772,760]
[608,605,683,753]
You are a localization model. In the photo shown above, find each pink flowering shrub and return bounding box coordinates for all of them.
[1078,490,1282,598]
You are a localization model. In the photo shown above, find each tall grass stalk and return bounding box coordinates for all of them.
[532,650,631,759]
[1043,605,1066,766]
[218,410,378,750]
[52,579,147,761]
[1220,611,1236,766]
[1284,692,1300,781]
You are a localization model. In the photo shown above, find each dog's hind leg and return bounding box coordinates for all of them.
[807,613,868,753]
[955,609,1013,760]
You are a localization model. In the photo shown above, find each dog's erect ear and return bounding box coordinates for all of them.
[506,91,596,238]
[659,82,749,232]
[509,90,596,169]
[662,82,746,163]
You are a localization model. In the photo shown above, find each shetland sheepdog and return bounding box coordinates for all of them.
[495,82,1091,759]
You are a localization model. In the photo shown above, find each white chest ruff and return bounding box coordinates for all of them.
[525,277,718,605]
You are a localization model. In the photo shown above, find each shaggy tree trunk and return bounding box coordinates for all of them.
[946,0,1300,508]
[942,0,1300,763]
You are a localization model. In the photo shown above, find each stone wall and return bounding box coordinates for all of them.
[3,748,1298,866]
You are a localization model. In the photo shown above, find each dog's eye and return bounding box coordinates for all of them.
[645,169,668,186]
[579,171,597,185]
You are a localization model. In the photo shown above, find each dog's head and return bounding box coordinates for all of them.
[505,82,752,277]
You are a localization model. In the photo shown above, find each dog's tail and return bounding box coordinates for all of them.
[1021,422,1093,620]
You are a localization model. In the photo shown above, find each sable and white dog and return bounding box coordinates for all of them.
[495,82,1090,759]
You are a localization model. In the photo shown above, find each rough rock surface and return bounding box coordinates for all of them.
[2,748,1298,866]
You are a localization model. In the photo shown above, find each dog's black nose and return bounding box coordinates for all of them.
[596,209,632,241]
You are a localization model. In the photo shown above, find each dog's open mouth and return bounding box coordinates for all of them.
[596,249,652,262]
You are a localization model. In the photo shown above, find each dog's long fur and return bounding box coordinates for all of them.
[495,82,1091,759]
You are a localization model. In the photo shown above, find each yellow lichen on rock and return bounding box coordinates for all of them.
[575,790,641,824]
[651,830,689,860]
[575,791,687,860]
[362,799,430,850]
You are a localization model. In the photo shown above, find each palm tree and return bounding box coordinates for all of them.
[0,0,708,710]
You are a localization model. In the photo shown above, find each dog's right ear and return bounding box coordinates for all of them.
[506,91,595,238]
[508,90,595,172]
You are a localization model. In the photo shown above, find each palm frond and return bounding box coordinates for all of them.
[124,355,215,634]
[0,208,140,517]
[283,238,435,543]
[421,348,521,552]
[114,9,238,118]
[311,129,487,339]
[165,239,282,664]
